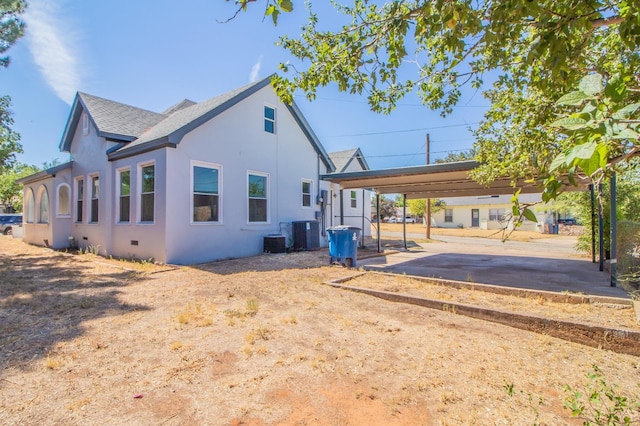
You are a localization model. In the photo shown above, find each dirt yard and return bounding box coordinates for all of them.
[1,236,639,425]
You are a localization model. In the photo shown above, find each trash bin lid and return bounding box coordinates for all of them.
[326,226,361,231]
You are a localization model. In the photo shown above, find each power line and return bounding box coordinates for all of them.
[323,122,479,138]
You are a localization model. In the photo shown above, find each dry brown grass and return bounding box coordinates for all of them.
[1,236,639,425]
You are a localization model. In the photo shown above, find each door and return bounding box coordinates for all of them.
[471,209,480,227]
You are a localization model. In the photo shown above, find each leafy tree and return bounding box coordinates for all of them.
[435,149,476,164]
[372,194,396,219]
[0,0,27,171]
[0,162,38,212]
[230,0,640,201]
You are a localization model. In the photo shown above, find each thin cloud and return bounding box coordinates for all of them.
[24,0,82,104]
[249,55,263,82]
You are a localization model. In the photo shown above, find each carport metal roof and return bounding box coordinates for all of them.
[321,160,549,198]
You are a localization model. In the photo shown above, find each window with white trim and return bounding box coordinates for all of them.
[75,177,84,223]
[25,188,35,223]
[82,113,90,135]
[56,184,70,217]
[350,190,357,208]
[264,105,275,134]
[192,163,221,223]
[117,169,130,223]
[37,185,49,224]
[302,179,312,208]
[90,175,99,223]
[248,172,268,223]
[489,208,505,221]
[139,164,155,222]
[444,208,453,223]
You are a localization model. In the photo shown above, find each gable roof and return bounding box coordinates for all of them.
[106,75,335,171]
[328,148,369,172]
[60,93,166,152]
[57,75,336,172]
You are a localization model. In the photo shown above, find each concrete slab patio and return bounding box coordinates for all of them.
[360,234,630,299]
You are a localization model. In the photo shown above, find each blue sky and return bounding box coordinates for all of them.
[1,0,490,170]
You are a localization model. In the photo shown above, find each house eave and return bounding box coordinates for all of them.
[16,161,74,185]
[108,140,176,161]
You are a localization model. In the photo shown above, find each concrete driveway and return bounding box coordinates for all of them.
[360,234,629,299]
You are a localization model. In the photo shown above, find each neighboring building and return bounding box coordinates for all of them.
[327,148,372,236]
[432,193,550,232]
[17,76,370,264]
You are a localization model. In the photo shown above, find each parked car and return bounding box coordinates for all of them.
[404,216,416,223]
[558,218,578,225]
[0,214,22,235]
[386,217,398,223]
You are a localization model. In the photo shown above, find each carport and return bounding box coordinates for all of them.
[321,160,619,287]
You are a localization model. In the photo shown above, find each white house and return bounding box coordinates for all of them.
[432,193,551,232]
[327,148,372,236]
[17,76,370,264]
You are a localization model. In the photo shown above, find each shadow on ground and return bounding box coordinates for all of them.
[0,251,149,374]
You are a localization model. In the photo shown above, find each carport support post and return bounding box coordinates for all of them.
[376,193,381,253]
[339,189,344,225]
[403,194,407,250]
[361,189,365,248]
[598,183,604,272]
[610,173,617,287]
[590,184,596,263]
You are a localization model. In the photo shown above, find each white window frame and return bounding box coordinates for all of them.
[301,179,313,208]
[82,113,90,135]
[116,167,131,224]
[444,208,453,223]
[25,188,35,223]
[37,185,49,224]
[489,208,505,222]
[74,176,84,223]
[264,104,276,134]
[88,173,99,224]
[55,183,71,218]
[138,162,155,224]
[191,160,222,225]
[247,170,269,224]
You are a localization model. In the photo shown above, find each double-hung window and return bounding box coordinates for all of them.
[444,208,453,223]
[193,163,221,223]
[140,164,155,223]
[489,208,505,221]
[37,186,49,224]
[248,172,268,223]
[350,191,357,208]
[302,180,312,208]
[90,175,99,223]
[264,106,275,134]
[75,177,84,222]
[25,189,35,223]
[118,169,130,223]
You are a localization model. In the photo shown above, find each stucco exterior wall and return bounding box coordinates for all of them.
[163,85,331,264]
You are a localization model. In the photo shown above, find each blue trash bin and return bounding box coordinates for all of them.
[326,226,361,267]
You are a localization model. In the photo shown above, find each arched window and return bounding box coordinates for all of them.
[57,183,71,217]
[37,186,49,224]
[25,188,35,223]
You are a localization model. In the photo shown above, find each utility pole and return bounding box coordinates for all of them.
[425,133,431,240]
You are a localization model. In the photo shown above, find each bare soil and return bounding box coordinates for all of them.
[1,236,639,425]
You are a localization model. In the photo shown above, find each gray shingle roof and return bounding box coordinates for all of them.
[78,92,166,140]
[111,77,274,156]
[162,99,197,115]
[328,148,369,172]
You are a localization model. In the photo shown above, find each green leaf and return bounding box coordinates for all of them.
[569,141,597,160]
[604,74,626,103]
[279,0,294,13]
[552,117,588,131]
[579,74,604,96]
[612,102,640,120]
[550,153,567,172]
[557,91,592,106]
[611,128,640,140]
[523,208,537,223]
